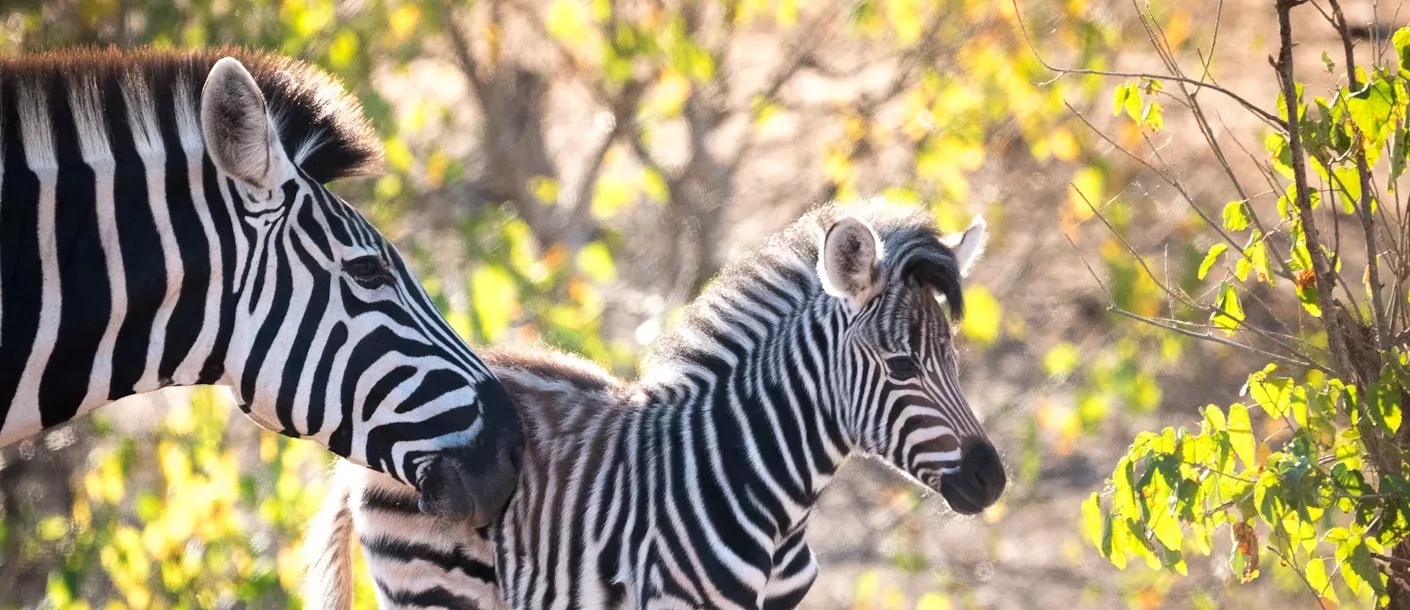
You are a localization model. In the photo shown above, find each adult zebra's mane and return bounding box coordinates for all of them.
[643,201,966,372]
[0,46,381,181]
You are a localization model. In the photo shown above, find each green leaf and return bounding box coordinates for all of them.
[1333,166,1363,213]
[1228,402,1257,468]
[1212,281,1244,336]
[1306,557,1337,604]
[1322,50,1336,73]
[1203,404,1227,432]
[1336,533,1388,600]
[1249,365,1293,418]
[1043,342,1081,378]
[576,241,617,283]
[1246,233,1273,285]
[1222,201,1250,231]
[1266,133,1294,179]
[1141,101,1165,131]
[959,285,1002,345]
[1198,243,1228,280]
[1369,379,1403,433]
[1346,77,1396,149]
[1396,25,1410,72]
[1082,493,1104,548]
[1277,82,1305,123]
[1113,83,1142,121]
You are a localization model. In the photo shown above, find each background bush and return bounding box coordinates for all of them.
[2,0,1405,608]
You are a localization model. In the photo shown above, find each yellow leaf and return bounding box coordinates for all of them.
[916,593,951,610]
[645,68,692,118]
[545,0,591,42]
[1067,167,1104,221]
[1048,127,1080,161]
[576,241,617,283]
[959,285,1001,345]
[529,175,560,203]
[388,5,421,43]
[1228,402,1256,468]
[327,31,358,69]
[592,173,636,218]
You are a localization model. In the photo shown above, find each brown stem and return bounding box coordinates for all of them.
[1275,0,1349,375]
[1327,0,1390,351]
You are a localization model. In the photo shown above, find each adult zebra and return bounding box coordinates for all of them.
[303,202,1007,609]
[0,48,523,525]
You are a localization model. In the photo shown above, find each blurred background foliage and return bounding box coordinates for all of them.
[0,0,1386,607]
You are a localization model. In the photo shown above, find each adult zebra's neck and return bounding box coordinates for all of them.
[0,72,239,445]
[638,250,856,533]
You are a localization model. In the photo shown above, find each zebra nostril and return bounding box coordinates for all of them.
[962,440,1006,502]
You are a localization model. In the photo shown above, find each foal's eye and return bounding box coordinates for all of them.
[343,255,393,288]
[885,356,920,380]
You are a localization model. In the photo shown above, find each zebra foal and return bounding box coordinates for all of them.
[305,202,1007,609]
[0,48,523,523]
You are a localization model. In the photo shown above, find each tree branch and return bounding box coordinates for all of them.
[1327,0,1390,350]
[1275,0,1349,375]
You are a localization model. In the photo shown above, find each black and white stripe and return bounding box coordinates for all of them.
[306,202,1007,609]
[0,48,523,524]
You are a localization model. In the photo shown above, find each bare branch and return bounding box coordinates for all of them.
[1275,0,1350,375]
[1327,0,1390,350]
[1011,0,1283,128]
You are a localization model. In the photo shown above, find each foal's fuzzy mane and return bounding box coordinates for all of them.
[0,46,382,181]
[644,200,966,370]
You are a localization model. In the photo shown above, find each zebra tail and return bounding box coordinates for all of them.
[302,463,357,610]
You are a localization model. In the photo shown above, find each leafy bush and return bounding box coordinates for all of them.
[1060,1,1410,606]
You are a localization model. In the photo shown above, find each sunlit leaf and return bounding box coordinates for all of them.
[1346,77,1396,150]
[1211,281,1243,336]
[1043,342,1081,378]
[1249,365,1292,419]
[1198,243,1228,280]
[1140,101,1164,131]
[1227,402,1256,468]
[959,285,1002,345]
[1221,201,1250,231]
[1081,493,1103,548]
[917,593,951,610]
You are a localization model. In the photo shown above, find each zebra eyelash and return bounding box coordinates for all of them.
[342,254,395,289]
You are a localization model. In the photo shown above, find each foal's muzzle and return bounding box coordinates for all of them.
[938,440,1006,515]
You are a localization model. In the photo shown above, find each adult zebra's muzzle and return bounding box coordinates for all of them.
[938,440,1006,515]
[415,380,526,527]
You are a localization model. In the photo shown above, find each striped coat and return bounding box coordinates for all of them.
[0,48,522,523]
[305,202,1007,609]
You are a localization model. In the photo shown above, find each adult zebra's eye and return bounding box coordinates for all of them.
[886,356,920,380]
[343,255,393,288]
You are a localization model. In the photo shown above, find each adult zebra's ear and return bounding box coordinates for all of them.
[948,215,988,278]
[201,57,290,191]
[819,215,883,313]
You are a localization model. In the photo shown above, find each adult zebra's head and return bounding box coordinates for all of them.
[819,210,1004,514]
[199,57,522,525]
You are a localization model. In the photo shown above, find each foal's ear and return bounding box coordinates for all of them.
[819,215,883,312]
[947,215,988,278]
[201,57,289,190]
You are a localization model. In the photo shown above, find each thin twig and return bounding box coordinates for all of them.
[1267,544,1331,610]
[1011,0,1283,128]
